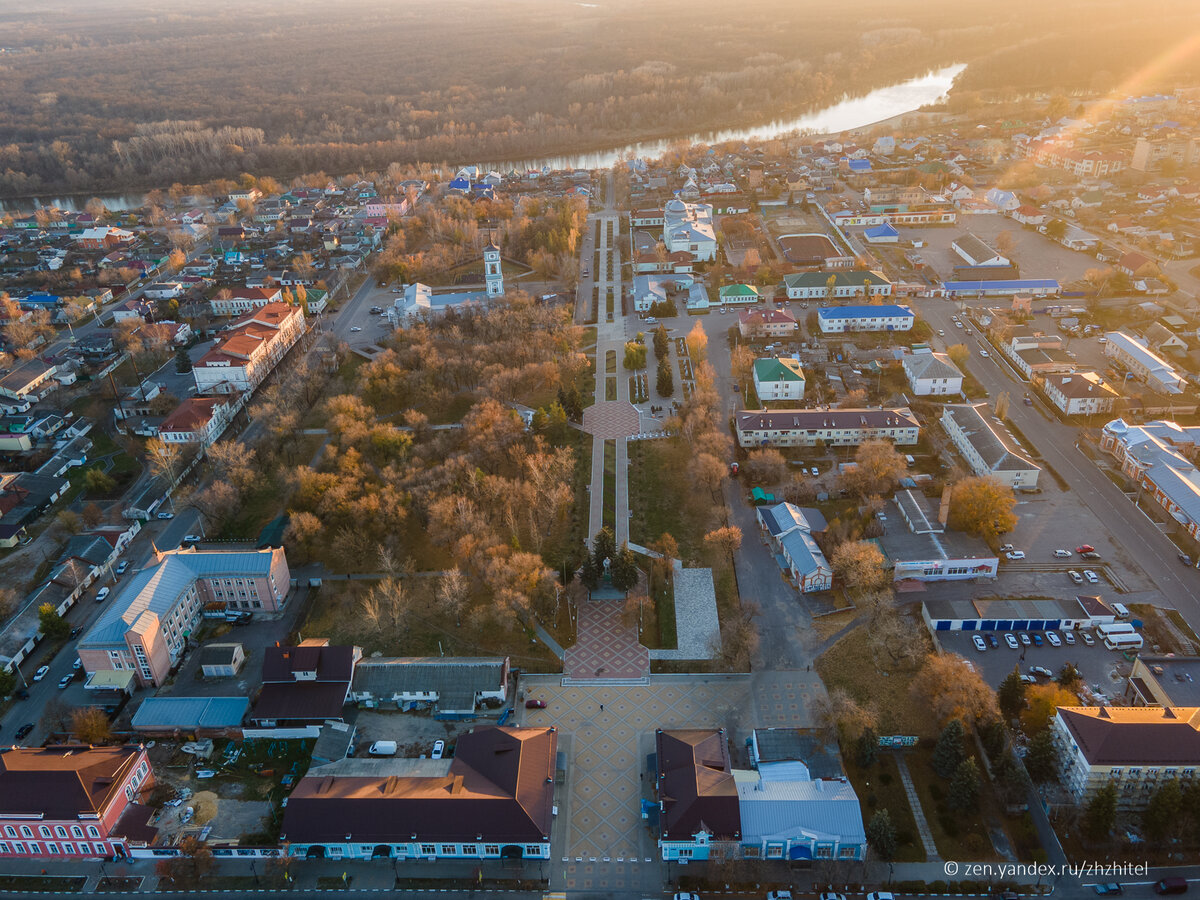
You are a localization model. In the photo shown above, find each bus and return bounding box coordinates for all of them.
[1097,622,1135,637]
[1104,632,1143,651]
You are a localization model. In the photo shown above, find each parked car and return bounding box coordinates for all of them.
[1081,632,1095,646]
[116,561,128,575]
[1005,550,1025,560]
[999,544,1014,553]
[1063,631,1076,645]
[1019,632,1032,646]
[182,535,203,544]
[57,675,73,690]
[1032,633,1044,646]
[95,587,110,602]
[350,326,362,332]
[33,666,50,682]
[165,796,184,808]
[1030,666,1054,678]
[1077,544,1095,554]
[180,807,195,825]
[1067,570,1083,584]
[1081,550,1102,560]
[72,658,82,670]
[980,350,990,358]
[1154,877,1188,895]
[867,893,897,900]
[14,723,33,740]
[1005,633,1019,649]
[768,893,794,900]
[156,511,174,520]
[972,635,987,652]
[988,634,999,648]
[1093,885,1123,896]
[819,893,846,900]
[1053,549,1072,558]
[195,769,216,779]
[1179,553,1194,567]
[1046,631,1062,646]
[431,740,445,760]
[525,699,547,708]
[69,626,81,638]
[1084,569,1099,583]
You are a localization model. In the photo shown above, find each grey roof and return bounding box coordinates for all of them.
[309,757,452,778]
[736,773,866,847]
[199,643,242,668]
[130,696,248,730]
[923,596,1090,623]
[953,232,1002,265]
[81,548,281,649]
[942,404,1041,475]
[60,534,113,568]
[752,729,844,778]
[352,657,506,712]
[894,489,944,534]
[904,350,962,382]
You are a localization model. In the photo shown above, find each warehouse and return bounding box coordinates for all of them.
[921,595,1115,634]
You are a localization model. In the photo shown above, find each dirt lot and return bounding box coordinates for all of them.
[350,709,486,758]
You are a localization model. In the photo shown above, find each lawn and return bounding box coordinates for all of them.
[905,743,1005,861]
[843,753,926,862]
[299,578,560,671]
[627,437,714,561]
[602,439,616,531]
[0,875,85,892]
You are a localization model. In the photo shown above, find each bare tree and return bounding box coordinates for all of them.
[436,567,469,627]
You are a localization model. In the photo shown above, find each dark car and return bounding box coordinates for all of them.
[15,723,33,740]
[1180,553,1194,567]
[525,699,547,709]
[1154,878,1187,895]
[15,688,29,700]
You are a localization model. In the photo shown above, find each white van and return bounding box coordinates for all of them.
[368,741,398,757]
[1111,602,1130,620]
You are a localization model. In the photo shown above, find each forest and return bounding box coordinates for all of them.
[0,0,1198,198]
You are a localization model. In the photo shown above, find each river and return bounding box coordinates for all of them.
[0,63,964,213]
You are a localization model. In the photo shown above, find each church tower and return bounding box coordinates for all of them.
[484,242,504,298]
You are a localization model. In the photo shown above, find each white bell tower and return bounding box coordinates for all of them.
[484,242,504,298]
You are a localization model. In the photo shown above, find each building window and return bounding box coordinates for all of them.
[766,844,784,858]
[840,847,857,859]
[13,843,24,855]
[525,845,540,856]
[87,827,99,838]
[462,845,476,856]
[677,849,692,858]
[440,845,455,856]
[71,827,83,838]
[46,843,58,855]
[39,827,51,839]
[63,843,74,855]
[817,846,833,859]
[3,827,13,838]
[55,827,67,838]
[421,845,435,856]
[484,845,499,855]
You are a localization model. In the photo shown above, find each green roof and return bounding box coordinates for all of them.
[753,357,805,382]
[783,270,891,288]
[720,283,759,298]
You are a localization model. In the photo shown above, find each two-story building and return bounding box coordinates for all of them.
[1100,419,1200,541]
[209,287,284,317]
[157,396,239,445]
[902,349,963,396]
[656,728,740,861]
[752,358,805,403]
[0,745,155,859]
[816,304,914,334]
[738,309,797,340]
[941,403,1040,489]
[1038,372,1120,416]
[1105,332,1186,395]
[783,270,892,301]
[192,303,305,395]
[735,408,919,449]
[77,546,291,687]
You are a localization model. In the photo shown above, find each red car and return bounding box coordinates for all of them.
[525,699,546,709]
[1076,544,1095,554]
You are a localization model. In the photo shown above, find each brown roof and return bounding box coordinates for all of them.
[261,644,357,684]
[110,802,159,846]
[0,745,144,819]
[280,726,557,844]
[252,681,351,724]
[160,397,224,434]
[1058,706,1200,765]
[655,729,741,841]
[736,407,918,432]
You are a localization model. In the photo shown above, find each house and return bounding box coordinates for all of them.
[656,729,740,861]
[903,349,964,396]
[816,305,914,334]
[718,284,760,307]
[662,198,716,261]
[249,640,361,728]
[941,404,1040,489]
[350,657,509,717]
[632,275,691,314]
[783,270,893,300]
[735,408,919,448]
[143,282,183,301]
[279,725,556,861]
[1100,419,1200,541]
[1009,346,1076,380]
[1052,706,1200,808]
[1012,205,1046,226]
[158,396,239,446]
[200,642,246,678]
[756,502,832,592]
[0,745,155,860]
[74,228,134,251]
[752,358,805,402]
[738,308,797,339]
[0,359,58,403]
[209,287,283,317]
[1104,332,1186,395]
[952,233,1009,267]
[985,188,1019,212]
[77,546,291,687]
[863,222,899,243]
[193,303,306,395]
[1039,372,1120,416]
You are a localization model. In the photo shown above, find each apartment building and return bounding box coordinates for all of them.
[816,304,914,334]
[903,349,963,396]
[1039,372,1120,416]
[783,270,893,300]
[1131,134,1200,173]
[734,408,919,449]
[941,404,1041,489]
[752,358,806,402]
[193,302,305,395]
[77,546,291,687]
[1104,331,1186,395]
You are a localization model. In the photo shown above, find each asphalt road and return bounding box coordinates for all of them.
[916,297,1200,634]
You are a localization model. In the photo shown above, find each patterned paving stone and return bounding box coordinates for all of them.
[581,399,641,439]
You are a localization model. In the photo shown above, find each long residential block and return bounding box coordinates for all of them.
[735,408,919,448]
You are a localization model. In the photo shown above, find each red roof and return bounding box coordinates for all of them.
[160,397,225,434]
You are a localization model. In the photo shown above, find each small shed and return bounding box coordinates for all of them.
[201,642,246,678]
[750,487,776,505]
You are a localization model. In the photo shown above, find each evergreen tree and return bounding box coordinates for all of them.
[1057,662,1081,689]
[579,554,601,590]
[855,727,878,768]
[610,544,640,592]
[591,527,617,572]
[1024,729,1059,783]
[174,346,192,373]
[865,808,897,861]
[657,358,674,397]
[653,323,669,359]
[1143,778,1183,842]
[980,719,1006,762]
[933,718,965,778]
[997,666,1027,720]
[1082,782,1117,843]
[949,757,981,811]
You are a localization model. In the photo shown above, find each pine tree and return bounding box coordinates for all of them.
[610,544,640,592]
[865,808,897,861]
[657,358,674,397]
[1082,782,1117,843]
[997,666,1026,720]
[933,718,965,778]
[591,527,617,572]
[653,323,669,359]
[949,758,981,811]
[1024,729,1059,783]
[1143,778,1183,842]
[855,727,878,768]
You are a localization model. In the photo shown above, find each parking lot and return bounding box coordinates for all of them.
[936,626,1132,705]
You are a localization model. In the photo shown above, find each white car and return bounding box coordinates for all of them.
[1005,550,1025,560]
[819,894,847,900]
[972,635,987,652]
[1005,633,1019,649]
[33,665,50,681]
[1053,549,1072,558]
[1084,569,1099,583]
[1046,631,1062,647]
[156,511,174,520]
[95,587,110,601]
[180,807,195,825]
[431,740,445,760]
[937,329,945,336]
[955,321,964,328]
[1068,570,1083,584]
[116,561,128,574]
[980,350,990,357]
[350,326,362,332]
[1081,632,1095,646]
[1063,631,1076,645]
[182,535,203,544]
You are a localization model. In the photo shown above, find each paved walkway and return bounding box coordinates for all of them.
[648,564,721,660]
[894,751,941,862]
[563,597,650,681]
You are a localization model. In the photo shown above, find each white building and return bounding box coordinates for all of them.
[735,408,919,448]
[1039,372,1120,416]
[632,275,691,314]
[157,396,239,445]
[738,308,797,339]
[902,349,963,396]
[952,233,1009,267]
[940,403,1041,489]
[816,305,914,334]
[192,303,306,395]
[663,198,716,261]
[752,358,806,402]
[1104,331,1186,395]
[783,270,893,300]
[143,282,184,300]
[483,242,504,298]
[209,287,284,317]
[1100,419,1200,541]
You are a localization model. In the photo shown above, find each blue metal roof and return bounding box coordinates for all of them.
[943,279,1059,292]
[817,305,914,320]
[131,696,248,730]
